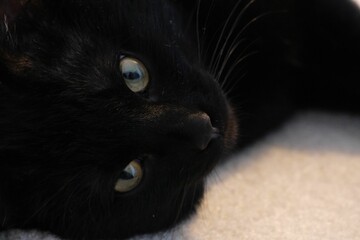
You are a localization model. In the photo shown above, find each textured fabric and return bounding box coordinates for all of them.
[2,112,360,240]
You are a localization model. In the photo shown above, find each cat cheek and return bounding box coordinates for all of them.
[0,53,32,75]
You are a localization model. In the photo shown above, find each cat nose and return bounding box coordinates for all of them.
[183,113,219,151]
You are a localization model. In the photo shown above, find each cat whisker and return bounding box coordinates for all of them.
[215,17,266,82]
[218,37,260,85]
[224,72,248,96]
[3,14,9,33]
[86,184,99,225]
[214,10,283,86]
[219,11,286,91]
[220,50,258,90]
[209,168,223,185]
[190,182,199,212]
[62,177,87,229]
[23,190,64,226]
[22,173,82,227]
[215,12,274,81]
[173,174,195,227]
[212,0,257,76]
[215,38,247,82]
[202,25,226,72]
[208,0,244,73]
[1,214,6,228]
[172,184,187,226]
[3,14,15,46]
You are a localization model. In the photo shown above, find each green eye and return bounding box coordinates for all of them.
[120,57,149,93]
[114,160,143,193]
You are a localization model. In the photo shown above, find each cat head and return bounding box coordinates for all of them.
[0,0,238,238]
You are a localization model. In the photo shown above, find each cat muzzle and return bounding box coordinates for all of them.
[183,113,220,151]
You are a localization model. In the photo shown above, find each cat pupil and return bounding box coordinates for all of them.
[120,168,135,180]
[123,71,141,81]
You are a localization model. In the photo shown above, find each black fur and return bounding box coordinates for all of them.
[0,0,359,239]
[0,0,236,238]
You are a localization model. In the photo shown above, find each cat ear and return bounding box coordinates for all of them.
[0,0,30,25]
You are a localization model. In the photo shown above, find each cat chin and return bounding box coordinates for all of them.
[128,181,205,239]
[47,181,205,240]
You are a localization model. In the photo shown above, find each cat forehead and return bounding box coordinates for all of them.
[2,0,184,40]
[43,0,185,49]
[46,0,181,29]
[1,0,197,93]
[1,0,189,61]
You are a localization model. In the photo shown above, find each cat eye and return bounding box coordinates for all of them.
[120,57,149,93]
[114,160,143,193]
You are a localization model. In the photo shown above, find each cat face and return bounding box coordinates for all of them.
[0,0,237,239]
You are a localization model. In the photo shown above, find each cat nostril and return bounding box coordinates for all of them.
[186,113,219,151]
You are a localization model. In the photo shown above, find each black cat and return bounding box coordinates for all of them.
[0,0,359,239]
[0,0,237,239]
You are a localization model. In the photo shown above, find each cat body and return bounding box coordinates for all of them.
[0,0,359,239]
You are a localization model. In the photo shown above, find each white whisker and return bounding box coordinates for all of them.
[215,38,247,81]
[224,72,248,96]
[4,14,9,33]
[221,51,258,91]
[209,0,244,73]
[217,38,259,87]
[212,0,257,76]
